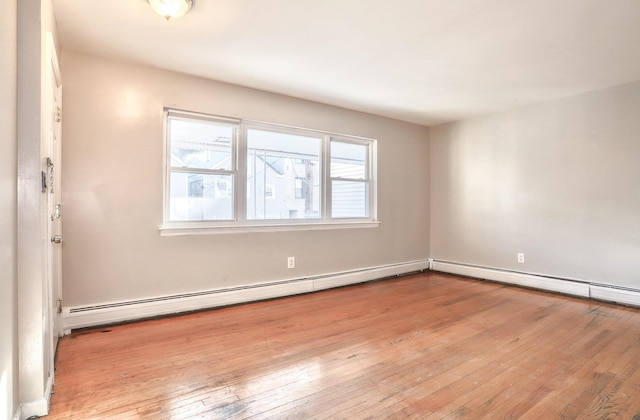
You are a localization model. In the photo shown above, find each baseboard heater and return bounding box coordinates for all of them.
[431,259,640,308]
[590,284,640,307]
[63,259,430,332]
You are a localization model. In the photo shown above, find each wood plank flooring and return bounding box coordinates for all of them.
[47,272,640,419]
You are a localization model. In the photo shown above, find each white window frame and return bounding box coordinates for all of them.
[328,136,374,220]
[160,109,379,236]
[163,109,240,224]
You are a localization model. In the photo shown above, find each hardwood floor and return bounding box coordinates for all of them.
[47,272,640,419]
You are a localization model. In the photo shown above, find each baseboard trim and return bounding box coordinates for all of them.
[19,399,47,420]
[63,260,430,331]
[20,397,49,419]
[18,373,52,419]
[431,260,590,297]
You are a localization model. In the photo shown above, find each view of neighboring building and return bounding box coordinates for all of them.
[169,118,369,222]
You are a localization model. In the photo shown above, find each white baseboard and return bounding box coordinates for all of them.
[63,260,430,331]
[590,284,640,307]
[312,260,428,291]
[18,373,51,419]
[64,279,313,332]
[19,400,47,420]
[431,260,590,298]
[432,260,640,308]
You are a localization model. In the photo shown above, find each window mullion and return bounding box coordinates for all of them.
[236,124,247,223]
[322,135,332,221]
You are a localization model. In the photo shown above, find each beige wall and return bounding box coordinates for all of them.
[61,51,430,308]
[430,80,640,289]
[1,0,18,417]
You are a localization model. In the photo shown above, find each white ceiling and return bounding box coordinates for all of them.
[52,0,640,126]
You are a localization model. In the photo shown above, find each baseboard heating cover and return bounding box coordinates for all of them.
[432,260,640,307]
[63,259,430,331]
[590,284,640,307]
[431,260,590,297]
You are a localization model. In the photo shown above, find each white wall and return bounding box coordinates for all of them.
[0,0,18,418]
[61,51,430,308]
[430,80,640,289]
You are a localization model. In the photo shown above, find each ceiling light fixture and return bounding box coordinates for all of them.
[148,0,193,20]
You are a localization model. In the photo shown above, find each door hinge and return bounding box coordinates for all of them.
[55,105,62,123]
[57,299,63,314]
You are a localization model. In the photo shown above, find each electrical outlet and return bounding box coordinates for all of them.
[517,253,525,264]
[287,256,295,269]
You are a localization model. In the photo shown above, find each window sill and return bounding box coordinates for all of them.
[159,220,381,236]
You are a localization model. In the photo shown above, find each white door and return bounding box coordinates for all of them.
[46,33,63,371]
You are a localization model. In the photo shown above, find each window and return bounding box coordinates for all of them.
[246,127,321,220]
[163,109,377,234]
[166,114,237,221]
[330,139,370,218]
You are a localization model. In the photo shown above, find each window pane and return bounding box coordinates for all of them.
[332,180,368,218]
[170,172,233,220]
[246,129,321,219]
[331,141,367,180]
[170,118,233,170]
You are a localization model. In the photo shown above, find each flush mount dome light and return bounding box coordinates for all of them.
[148,0,193,20]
